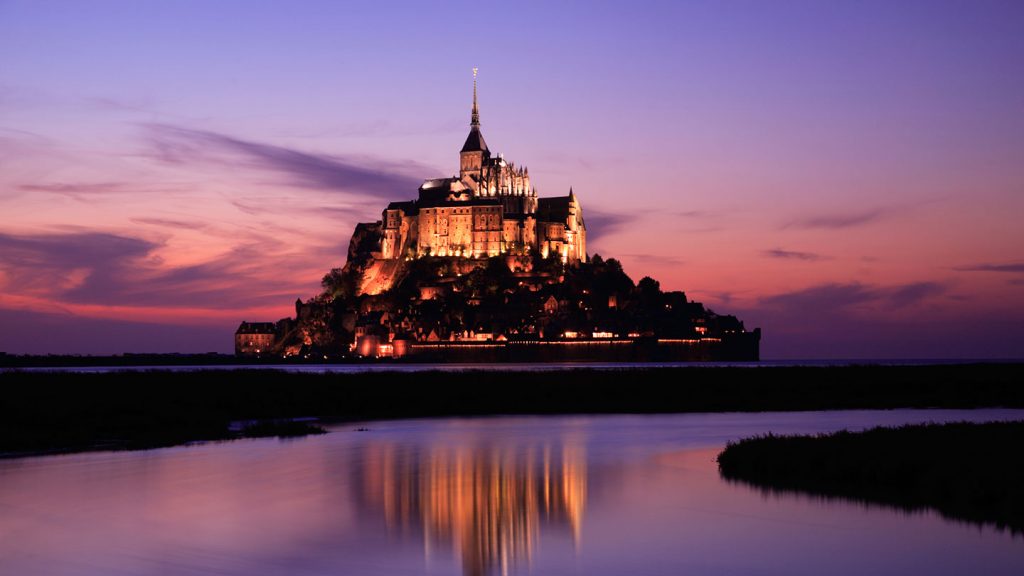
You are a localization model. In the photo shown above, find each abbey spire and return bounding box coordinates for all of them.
[471,66,480,127]
[460,67,489,155]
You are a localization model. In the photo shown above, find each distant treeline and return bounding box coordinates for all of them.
[0,353,248,368]
[1,363,1022,456]
[717,421,1024,534]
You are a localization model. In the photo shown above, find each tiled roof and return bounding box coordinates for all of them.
[236,322,276,334]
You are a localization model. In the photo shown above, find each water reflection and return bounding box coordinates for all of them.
[2,411,1024,576]
[359,439,586,576]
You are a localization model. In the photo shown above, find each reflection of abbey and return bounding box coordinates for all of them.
[366,71,585,293]
[359,439,586,576]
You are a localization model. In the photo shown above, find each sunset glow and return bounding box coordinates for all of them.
[2,1,1022,358]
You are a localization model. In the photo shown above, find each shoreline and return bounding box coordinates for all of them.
[0,418,328,460]
[2,364,1022,459]
[2,353,1021,370]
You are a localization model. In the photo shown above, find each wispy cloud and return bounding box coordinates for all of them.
[676,225,725,234]
[141,123,428,199]
[19,182,127,195]
[0,231,159,298]
[621,253,685,267]
[713,292,734,305]
[888,281,946,308]
[585,209,639,238]
[84,95,156,114]
[0,230,330,311]
[130,217,209,231]
[761,280,947,313]
[0,129,64,179]
[672,210,713,218]
[230,199,263,216]
[762,248,829,262]
[761,283,879,311]
[276,117,467,140]
[785,209,888,230]
[953,262,1024,273]
[17,181,190,203]
[228,198,376,222]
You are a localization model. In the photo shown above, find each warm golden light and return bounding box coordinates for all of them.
[361,438,587,576]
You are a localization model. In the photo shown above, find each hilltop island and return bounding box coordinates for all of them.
[236,72,760,361]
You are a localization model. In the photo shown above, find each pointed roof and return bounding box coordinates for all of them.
[461,68,489,154]
[461,127,488,153]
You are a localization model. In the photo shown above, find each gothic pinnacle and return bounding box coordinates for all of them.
[471,67,480,127]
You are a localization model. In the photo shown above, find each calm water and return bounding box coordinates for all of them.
[1,410,1021,576]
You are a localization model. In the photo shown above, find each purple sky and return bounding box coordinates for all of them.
[1,0,1023,358]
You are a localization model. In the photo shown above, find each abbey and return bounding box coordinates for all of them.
[234,71,760,361]
[374,71,585,273]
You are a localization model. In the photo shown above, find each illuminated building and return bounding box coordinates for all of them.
[359,69,586,295]
[234,321,277,356]
[244,72,761,361]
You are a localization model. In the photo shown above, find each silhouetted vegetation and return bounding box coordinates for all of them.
[1,363,1022,457]
[0,353,245,368]
[717,421,1024,534]
[282,252,751,355]
[239,420,327,438]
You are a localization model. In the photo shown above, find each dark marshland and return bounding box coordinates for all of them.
[2,363,1022,456]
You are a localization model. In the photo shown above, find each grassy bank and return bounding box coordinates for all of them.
[1,363,1022,456]
[717,421,1024,534]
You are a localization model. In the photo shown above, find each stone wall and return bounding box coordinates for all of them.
[405,332,760,363]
